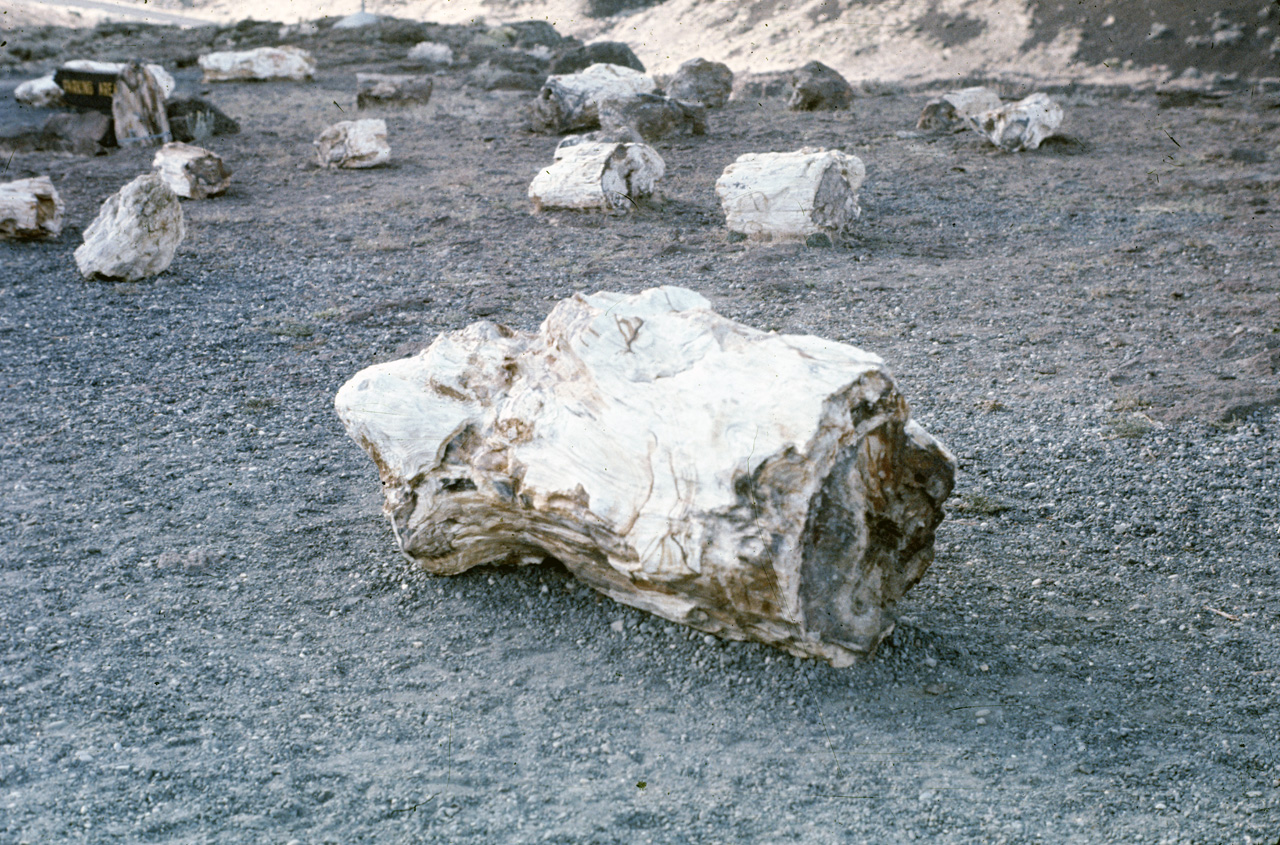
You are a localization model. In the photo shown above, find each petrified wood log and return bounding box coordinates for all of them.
[111,61,172,147]
[968,93,1063,152]
[198,46,316,82]
[917,86,1002,133]
[152,142,231,199]
[314,119,390,169]
[74,173,184,281]
[715,148,865,241]
[0,176,64,240]
[335,287,955,666]
[532,63,656,133]
[529,141,665,211]
[356,73,433,109]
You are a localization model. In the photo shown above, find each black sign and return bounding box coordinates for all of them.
[53,68,119,112]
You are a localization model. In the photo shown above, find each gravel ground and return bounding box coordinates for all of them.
[2,20,1280,845]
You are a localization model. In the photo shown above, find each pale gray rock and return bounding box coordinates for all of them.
[529,141,664,211]
[0,176,64,240]
[917,87,1003,132]
[407,42,454,65]
[598,93,706,142]
[967,93,1063,152]
[14,73,63,108]
[314,119,390,169]
[715,148,865,241]
[152,142,232,199]
[532,63,657,133]
[665,58,733,108]
[356,73,433,109]
[111,61,172,147]
[199,47,315,82]
[788,61,853,111]
[334,286,955,667]
[74,173,184,281]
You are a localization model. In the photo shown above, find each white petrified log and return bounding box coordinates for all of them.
[112,62,172,147]
[335,286,955,666]
[152,142,232,199]
[74,173,184,281]
[314,119,390,169]
[14,74,64,108]
[968,93,1063,152]
[715,148,865,241]
[532,63,657,133]
[917,86,1003,132]
[529,141,664,212]
[0,177,64,240]
[198,46,315,82]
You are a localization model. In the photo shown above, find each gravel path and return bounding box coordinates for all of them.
[1,26,1279,844]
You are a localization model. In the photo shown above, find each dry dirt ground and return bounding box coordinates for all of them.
[1,12,1279,845]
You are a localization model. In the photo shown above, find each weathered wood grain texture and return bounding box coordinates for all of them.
[0,176,64,240]
[111,62,172,147]
[314,119,390,169]
[335,287,955,666]
[74,173,184,281]
[715,148,865,241]
[917,87,1003,132]
[528,141,665,211]
[152,142,232,199]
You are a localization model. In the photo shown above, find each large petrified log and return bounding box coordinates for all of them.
[532,63,657,133]
[0,176,64,240]
[335,287,955,666]
[598,94,705,142]
[74,173,184,281]
[152,142,232,199]
[968,93,1063,152]
[917,86,1002,133]
[528,141,664,211]
[198,46,316,82]
[715,148,865,241]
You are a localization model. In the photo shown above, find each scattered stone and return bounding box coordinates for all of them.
[528,141,665,211]
[278,21,319,39]
[14,74,64,108]
[314,118,390,169]
[968,93,1063,152]
[664,58,733,108]
[532,63,657,133]
[1147,22,1173,40]
[152,142,232,199]
[787,61,853,111]
[74,173,185,281]
[165,97,240,143]
[715,148,865,241]
[917,86,1003,132]
[598,93,706,142]
[356,73,433,109]
[0,177,64,240]
[468,60,545,92]
[334,286,955,667]
[199,46,316,82]
[549,41,645,75]
[111,61,172,147]
[41,111,113,155]
[407,41,454,65]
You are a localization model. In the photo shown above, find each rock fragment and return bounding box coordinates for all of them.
[715,148,865,241]
[528,141,664,211]
[407,42,454,65]
[665,57,734,108]
[334,286,955,667]
[314,119,390,169]
[598,93,706,142]
[917,86,1002,132]
[355,73,433,109]
[14,74,64,108]
[198,46,316,82]
[788,61,853,111]
[532,63,657,133]
[967,93,1063,151]
[74,173,184,281]
[0,176,65,240]
[152,142,232,199]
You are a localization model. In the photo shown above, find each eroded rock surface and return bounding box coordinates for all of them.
[314,119,390,169]
[788,60,853,111]
[529,141,664,211]
[335,287,954,666]
[199,46,316,82]
[152,142,232,199]
[0,176,64,239]
[715,148,865,241]
[74,173,184,280]
[665,57,734,108]
[917,86,1003,132]
[532,63,656,133]
[968,92,1063,151]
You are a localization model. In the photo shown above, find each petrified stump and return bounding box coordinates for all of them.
[968,93,1063,152]
[152,142,232,199]
[198,46,316,82]
[112,61,171,147]
[788,60,853,111]
[917,86,1002,132]
[715,148,865,241]
[335,287,954,666]
[356,73,433,109]
[532,63,656,133]
[314,119,390,169]
[74,173,184,281]
[665,57,734,108]
[528,141,664,211]
[0,176,64,240]
[598,93,706,142]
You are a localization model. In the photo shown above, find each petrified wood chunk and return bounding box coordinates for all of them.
[788,60,853,111]
[314,119,390,169]
[356,73,433,109]
[665,57,733,108]
[74,173,184,281]
[14,73,64,108]
[335,287,955,666]
[0,176,64,239]
[968,93,1063,152]
[715,148,865,241]
[528,141,664,211]
[152,142,232,199]
[198,46,316,82]
[917,86,1002,132]
[598,93,705,142]
[532,63,656,133]
[111,61,172,147]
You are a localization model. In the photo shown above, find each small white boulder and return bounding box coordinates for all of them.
[152,142,232,199]
[0,176,64,240]
[314,118,390,169]
[198,46,316,82]
[407,42,454,65]
[74,173,185,281]
[968,93,1063,152]
[529,141,665,212]
[715,148,865,241]
[14,74,64,108]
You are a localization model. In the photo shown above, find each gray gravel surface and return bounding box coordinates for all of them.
[2,36,1279,845]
